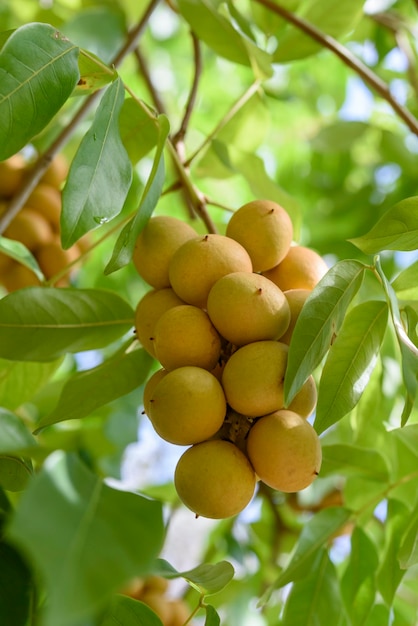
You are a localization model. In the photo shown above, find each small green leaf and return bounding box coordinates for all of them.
[398,501,418,570]
[377,500,410,603]
[0,23,79,160]
[61,76,133,248]
[0,358,62,411]
[284,259,366,404]
[0,456,32,492]
[7,452,165,626]
[204,604,221,626]
[0,409,37,454]
[0,541,32,626]
[119,98,159,164]
[392,260,418,300]
[320,444,390,482]
[314,300,388,434]
[0,237,44,280]
[349,197,418,254]
[75,50,117,95]
[0,287,134,362]
[100,595,163,626]
[154,559,234,596]
[104,115,169,275]
[35,347,153,432]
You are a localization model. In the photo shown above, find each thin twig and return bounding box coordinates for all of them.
[254,0,418,137]
[0,0,161,234]
[134,46,167,115]
[172,31,202,146]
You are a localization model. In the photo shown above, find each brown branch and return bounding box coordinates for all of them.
[0,0,161,235]
[172,31,203,146]
[134,46,167,115]
[254,0,418,137]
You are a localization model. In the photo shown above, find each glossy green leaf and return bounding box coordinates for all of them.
[0,541,32,626]
[377,500,409,604]
[154,558,234,596]
[264,507,352,596]
[75,50,117,95]
[7,451,165,626]
[0,23,79,160]
[205,604,221,626]
[284,259,366,404]
[392,260,418,300]
[387,425,418,506]
[0,237,44,280]
[0,287,134,362]
[349,197,418,254]
[398,500,418,570]
[119,98,159,164]
[273,0,364,62]
[61,77,132,249]
[0,409,37,454]
[314,300,388,434]
[35,347,153,432]
[0,456,32,491]
[0,358,62,410]
[104,114,169,275]
[341,526,378,625]
[320,444,390,482]
[280,549,345,626]
[177,0,272,78]
[100,595,163,626]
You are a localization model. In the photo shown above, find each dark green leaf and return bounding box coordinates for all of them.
[349,197,418,253]
[320,443,390,482]
[315,300,388,434]
[0,358,62,410]
[205,604,221,626]
[0,541,32,626]
[0,23,79,160]
[104,115,169,275]
[0,237,44,280]
[0,287,134,362]
[35,347,153,432]
[0,409,37,454]
[7,452,165,626]
[0,456,32,491]
[61,77,132,248]
[100,595,163,626]
[154,559,234,596]
[284,259,366,404]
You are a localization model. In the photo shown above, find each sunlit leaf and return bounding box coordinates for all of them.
[0,237,44,280]
[0,456,32,492]
[284,259,366,404]
[392,260,418,300]
[0,409,37,454]
[74,50,117,95]
[100,595,163,626]
[349,197,418,254]
[0,23,79,160]
[154,559,234,596]
[0,358,62,411]
[314,300,388,434]
[320,443,390,482]
[35,347,153,432]
[377,499,409,604]
[398,500,418,570]
[119,99,159,164]
[7,452,165,626]
[61,76,132,248]
[0,287,134,362]
[205,604,221,626]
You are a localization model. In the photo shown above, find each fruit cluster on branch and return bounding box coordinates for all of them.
[134,200,328,519]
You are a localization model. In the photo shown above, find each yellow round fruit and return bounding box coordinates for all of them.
[26,183,62,232]
[134,288,185,357]
[207,271,290,346]
[0,252,14,275]
[132,215,198,289]
[148,366,226,445]
[168,233,253,309]
[4,207,53,251]
[221,340,288,417]
[280,288,311,344]
[40,153,68,189]
[36,238,80,283]
[246,409,322,492]
[153,304,222,371]
[166,599,191,626]
[1,262,42,292]
[139,589,171,624]
[143,368,168,416]
[287,375,317,418]
[262,245,328,292]
[225,199,294,272]
[174,439,256,519]
[0,154,27,198]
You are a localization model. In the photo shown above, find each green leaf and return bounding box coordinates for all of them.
[264,507,352,596]
[281,549,345,626]
[205,604,221,626]
[0,541,32,626]
[61,77,132,248]
[314,300,388,434]
[154,559,234,596]
[75,50,117,95]
[320,444,390,482]
[100,595,163,626]
[0,409,37,454]
[104,115,169,275]
[119,98,160,164]
[0,456,32,492]
[273,0,364,62]
[284,259,366,404]
[349,197,418,254]
[0,23,79,160]
[35,347,153,432]
[7,451,165,626]
[341,526,378,625]
[398,500,418,569]
[177,0,272,78]
[0,237,44,280]
[0,358,62,410]
[0,287,134,362]
[377,499,410,604]
[392,260,418,300]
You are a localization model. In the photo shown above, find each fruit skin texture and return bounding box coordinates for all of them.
[132,215,197,289]
[221,340,288,417]
[26,183,62,232]
[246,409,322,492]
[168,233,253,309]
[287,374,317,418]
[153,304,222,371]
[0,155,26,198]
[36,237,80,284]
[1,262,42,292]
[226,199,293,272]
[143,368,168,415]
[207,271,290,346]
[148,366,226,445]
[262,245,328,292]
[174,439,256,519]
[4,207,53,252]
[280,288,311,345]
[134,287,185,357]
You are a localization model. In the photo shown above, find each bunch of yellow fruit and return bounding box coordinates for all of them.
[133,200,328,519]
[122,575,192,626]
[0,154,81,291]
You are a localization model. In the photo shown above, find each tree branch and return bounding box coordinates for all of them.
[172,31,202,146]
[254,0,418,137]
